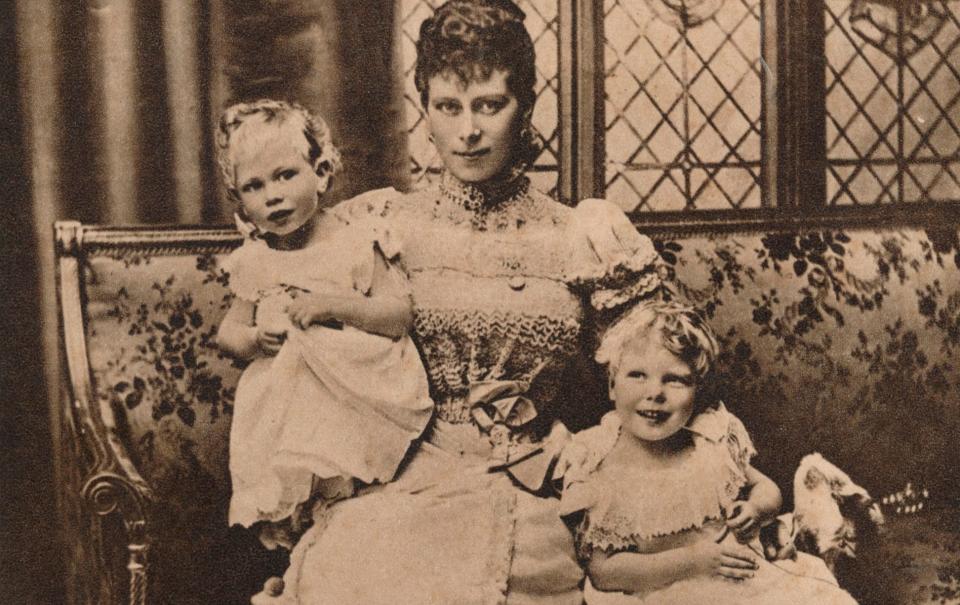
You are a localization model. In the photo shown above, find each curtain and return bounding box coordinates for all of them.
[6,1,407,601]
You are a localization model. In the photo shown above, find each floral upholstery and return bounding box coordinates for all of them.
[655,227,960,605]
[74,225,960,604]
[82,249,267,604]
[656,228,960,502]
[86,251,236,498]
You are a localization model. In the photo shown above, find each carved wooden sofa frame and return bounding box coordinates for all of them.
[55,221,242,605]
[54,216,960,605]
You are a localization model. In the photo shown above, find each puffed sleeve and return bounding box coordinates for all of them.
[331,186,400,227]
[349,235,412,299]
[561,471,633,560]
[686,403,758,469]
[336,187,411,297]
[558,412,621,517]
[566,198,663,313]
[723,409,758,472]
[221,241,264,302]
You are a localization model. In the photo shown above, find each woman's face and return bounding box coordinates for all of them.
[425,68,520,184]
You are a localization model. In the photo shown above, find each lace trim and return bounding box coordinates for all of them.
[436,172,556,231]
[564,407,755,551]
[439,170,529,207]
[568,248,661,285]
[577,519,642,559]
[589,270,662,311]
[577,460,739,547]
[484,481,519,605]
[413,307,581,354]
[567,255,661,291]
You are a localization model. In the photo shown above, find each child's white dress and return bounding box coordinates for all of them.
[560,404,858,605]
[223,214,433,528]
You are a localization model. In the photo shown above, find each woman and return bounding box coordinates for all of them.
[259,2,663,603]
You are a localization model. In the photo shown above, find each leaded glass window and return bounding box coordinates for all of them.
[825,1,960,205]
[603,0,764,213]
[399,0,959,223]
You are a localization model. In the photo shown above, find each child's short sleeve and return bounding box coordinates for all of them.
[347,225,410,299]
[331,187,399,227]
[221,242,264,302]
[331,187,409,297]
[724,411,758,474]
[558,413,627,559]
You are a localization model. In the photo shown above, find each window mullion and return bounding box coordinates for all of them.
[761,0,778,207]
[774,0,828,210]
[559,0,604,204]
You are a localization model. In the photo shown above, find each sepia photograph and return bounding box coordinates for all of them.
[2,1,959,604]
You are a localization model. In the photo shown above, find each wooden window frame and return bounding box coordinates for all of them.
[557,0,960,235]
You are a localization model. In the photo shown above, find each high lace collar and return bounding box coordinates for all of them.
[438,170,533,229]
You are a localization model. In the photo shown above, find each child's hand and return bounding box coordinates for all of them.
[689,536,757,581]
[256,327,286,356]
[726,500,763,542]
[760,514,797,561]
[287,294,336,329]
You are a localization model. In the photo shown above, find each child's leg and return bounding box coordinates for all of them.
[256,519,297,551]
[250,576,286,605]
[315,474,355,501]
[289,474,356,534]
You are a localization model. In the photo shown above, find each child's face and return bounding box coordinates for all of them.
[611,334,697,444]
[232,129,322,237]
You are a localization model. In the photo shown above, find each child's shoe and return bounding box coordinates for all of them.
[250,576,285,605]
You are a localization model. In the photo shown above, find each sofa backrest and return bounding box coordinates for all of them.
[55,219,960,603]
[652,225,960,500]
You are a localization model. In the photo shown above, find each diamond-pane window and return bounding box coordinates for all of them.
[603,0,764,214]
[400,0,560,195]
[825,1,960,205]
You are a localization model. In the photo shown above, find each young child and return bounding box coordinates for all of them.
[215,100,433,546]
[559,300,859,604]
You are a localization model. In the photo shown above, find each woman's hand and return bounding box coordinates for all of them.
[255,326,286,356]
[726,500,763,542]
[688,536,757,581]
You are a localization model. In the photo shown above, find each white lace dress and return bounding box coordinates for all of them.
[560,404,859,605]
[257,174,664,605]
[223,210,432,527]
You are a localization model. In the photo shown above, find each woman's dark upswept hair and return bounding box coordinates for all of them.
[415,0,542,169]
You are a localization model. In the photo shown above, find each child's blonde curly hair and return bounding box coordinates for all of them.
[215,99,342,201]
[597,299,721,408]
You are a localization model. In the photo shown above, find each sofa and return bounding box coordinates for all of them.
[53,216,960,605]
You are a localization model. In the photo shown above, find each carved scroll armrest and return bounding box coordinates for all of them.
[56,221,156,605]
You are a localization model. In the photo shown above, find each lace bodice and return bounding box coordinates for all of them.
[222,211,389,303]
[560,404,757,557]
[333,177,661,447]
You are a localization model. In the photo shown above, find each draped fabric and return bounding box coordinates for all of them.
[6,2,407,601]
